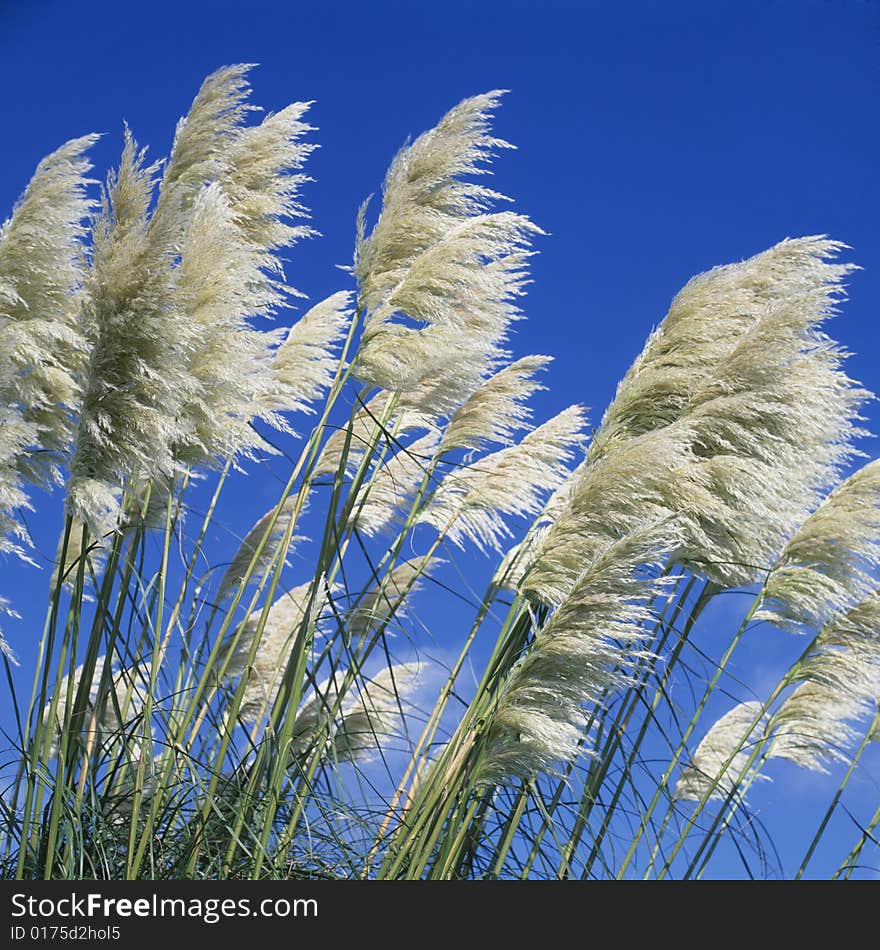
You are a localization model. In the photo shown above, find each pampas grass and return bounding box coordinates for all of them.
[1,66,878,882]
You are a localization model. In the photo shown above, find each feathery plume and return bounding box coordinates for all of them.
[159,63,314,297]
[419,405,587,553]
[0,136,96,554]
[674,701,768,801]
[756,460,880,632]
[332,663,422,761]
[356,214,541,393]
[314,390,437,479]
[171,181,279,465]
[169,88,318,466]
[160,66,318,466]
[493,458,585,591]
[41,657,149,759]
[522,425,699,607]
[770,649,880,773]
[222,581,329,725]
[479,521,678,784]
[352,322,503,399]
[560,237,869,592]
[0,596,19,664]
[217,496,307,601]
[261,291,352,423]
[290,662,422,762]
[769,592,880,773]
[351,433,439,537]
[590,237,855,460]
[817,589,880,653]
[67,129,186,530]
[69,70,318,528]
[346,556,437,640]
[158,64,256,209]
[771,650,880,773]
[394,343,509,421]
[0,135,97,462]
[354,91,513,310]
[220,99,316,265]
[50,516,114,597]
[674,305,868,587]
[439,355,551,455]
[353,91,541,395]
[0,407,37,559]
[222,583,312,681]
[364,213,540,332]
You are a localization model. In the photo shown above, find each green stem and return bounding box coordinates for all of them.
[638,593,766,878]
[795,708,880,879]
[659,624,829,879]
[574,574,704,877]
[834,785,880,880]
[488,783,528,878]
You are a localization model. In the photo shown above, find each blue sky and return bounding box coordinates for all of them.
[1,0,879,878]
